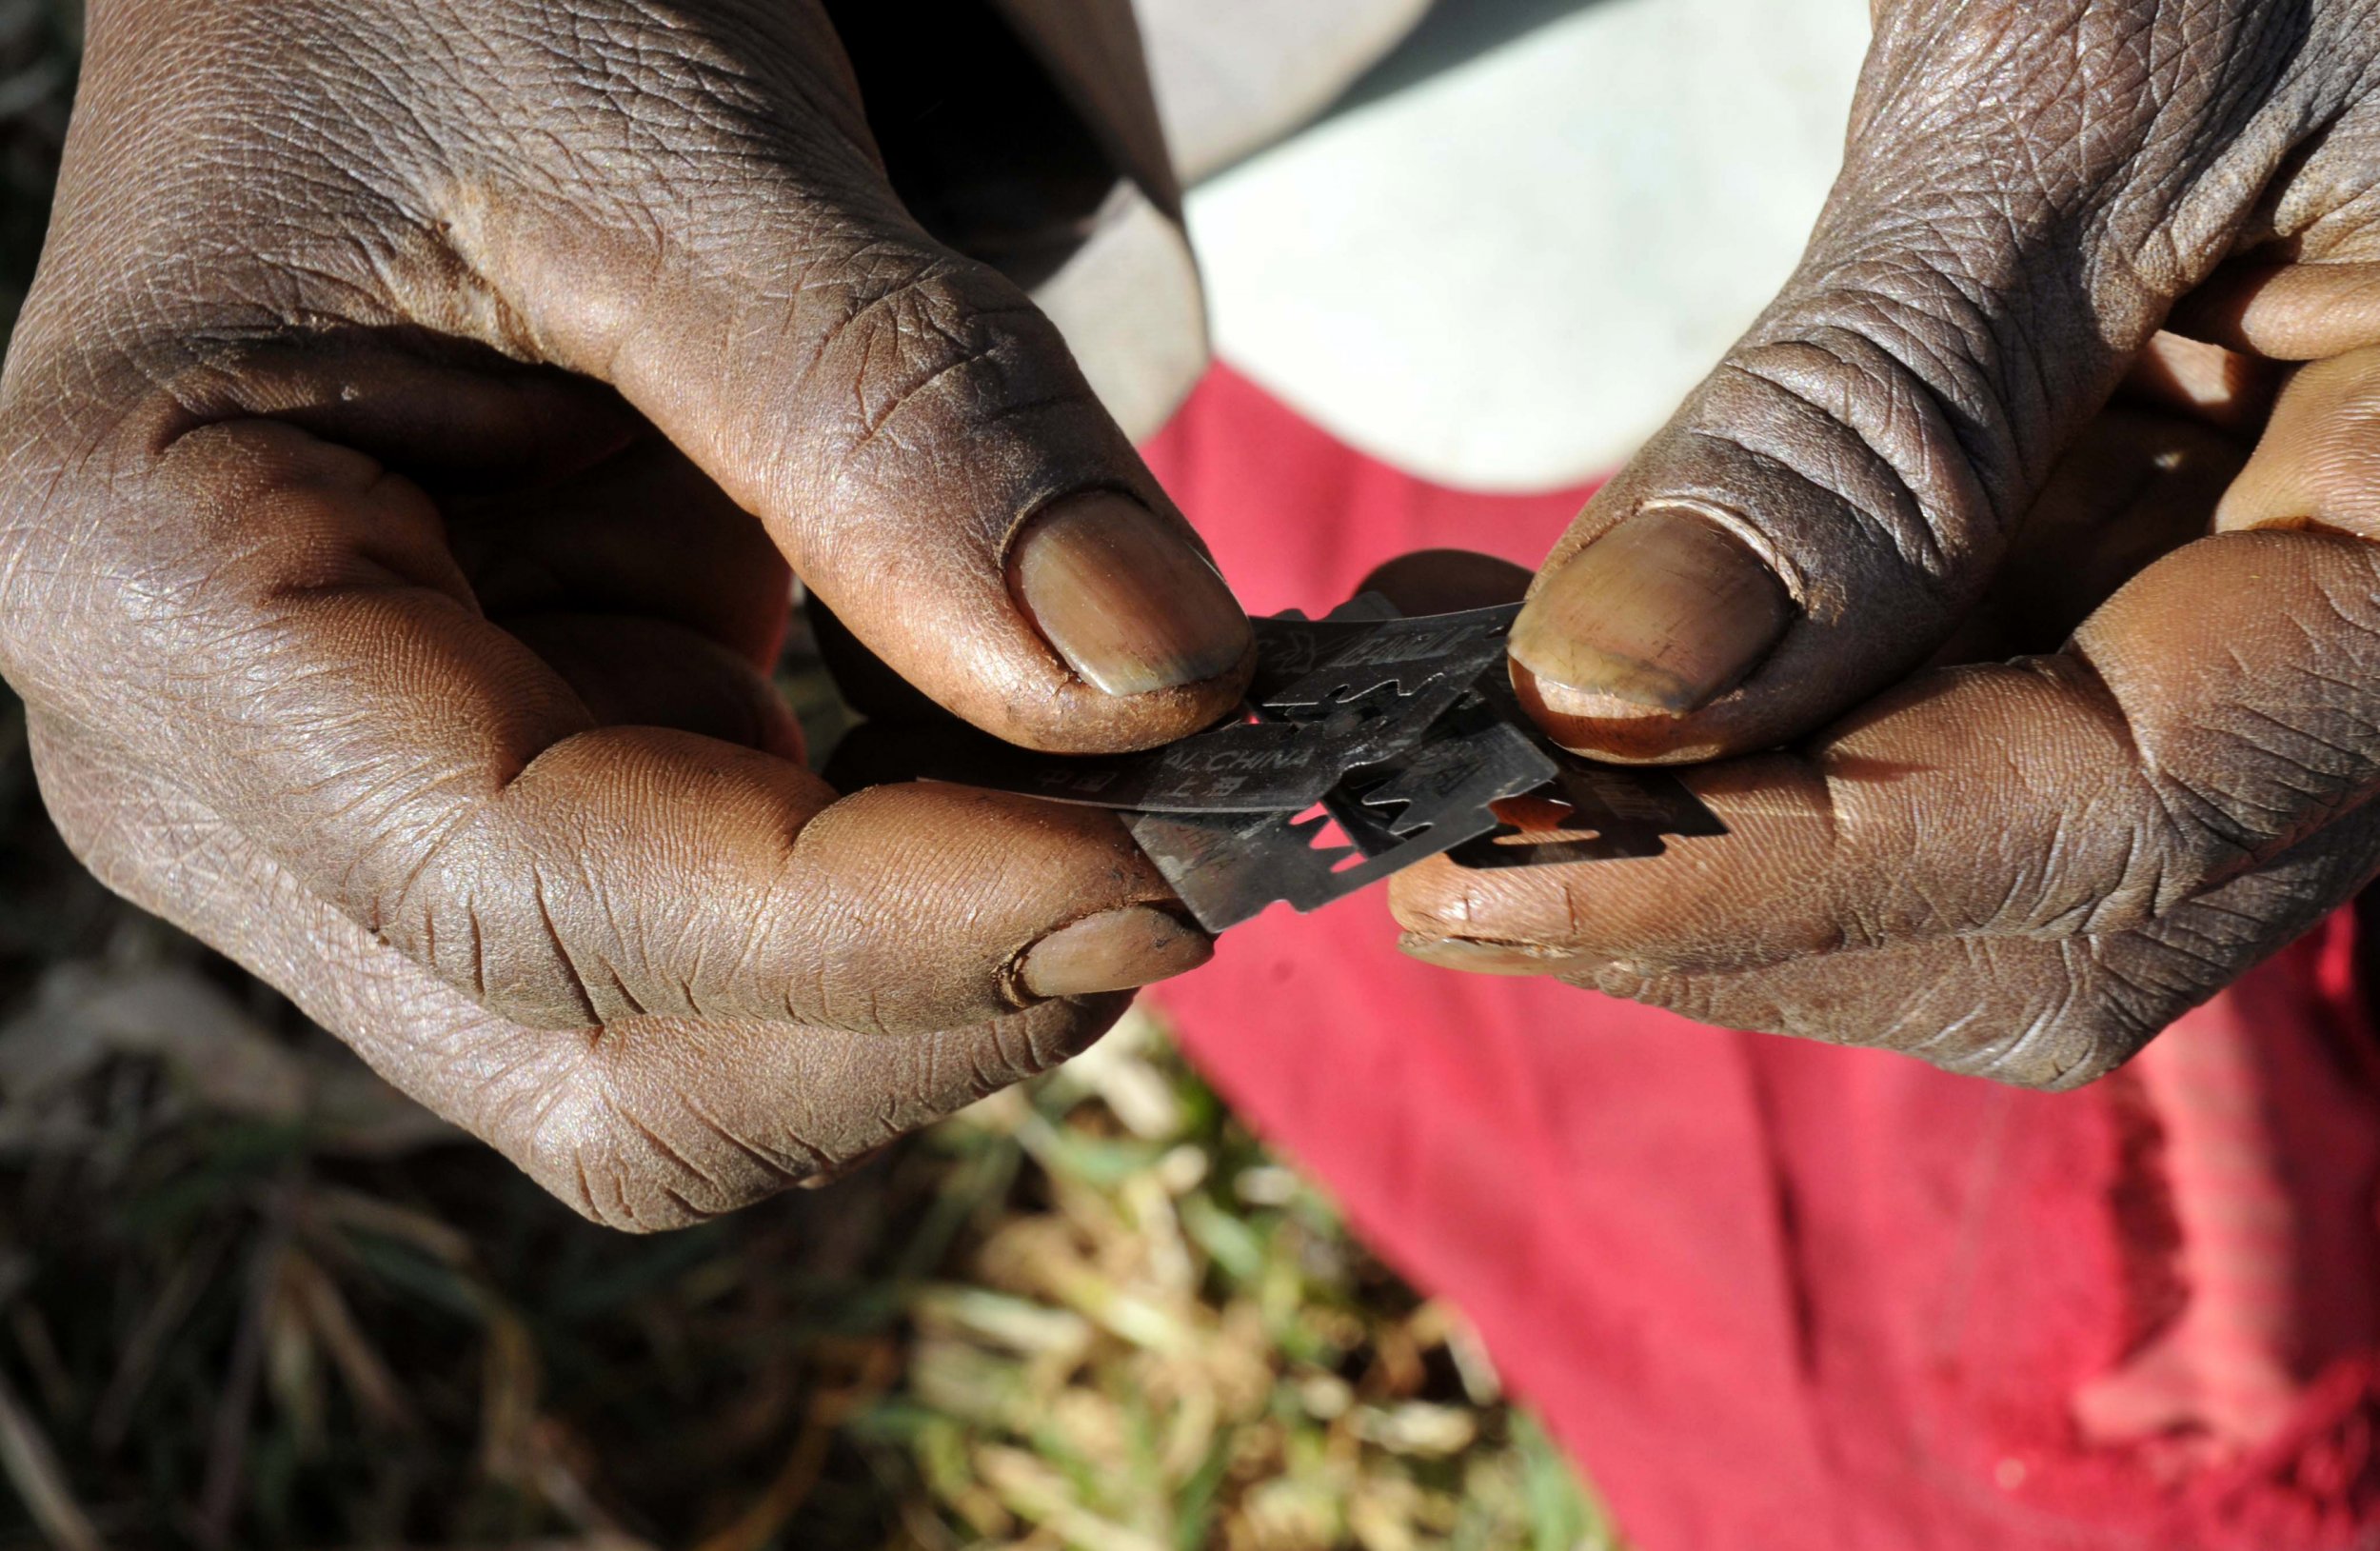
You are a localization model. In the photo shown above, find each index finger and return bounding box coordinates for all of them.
[1395,527,2380,983]
[30,419,1209,1036]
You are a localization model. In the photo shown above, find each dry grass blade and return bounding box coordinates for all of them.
[282,1247,418,1435]
[196,1207,290,1551]
[860,1011,1623,1550]
[0,1362,106,1551]
[89,1233,225,1448]
[691,1342,899,1551]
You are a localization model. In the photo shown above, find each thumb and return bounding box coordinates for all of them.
[440,20,1250,755]
[1508,0,2343,763]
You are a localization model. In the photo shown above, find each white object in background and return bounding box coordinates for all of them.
[1032,183,1210,444]
[1184,0,1873,492]
[1130,0,1438,183]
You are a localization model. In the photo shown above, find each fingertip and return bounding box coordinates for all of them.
[1508,661,1740,765]
[1016,903,1214,999]
[1388,860,1615,981]
[1507,507,1793,758]
[2171,261,2380,363]
[1385,854,1517,945]
[1008,491,1254,699]
[1397,932,1595,977]
[2215,345,2380,539]
[994,657,1256,754]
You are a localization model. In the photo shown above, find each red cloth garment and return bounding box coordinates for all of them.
[1141,366,2380,1551]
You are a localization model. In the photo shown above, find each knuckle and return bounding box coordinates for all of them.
[804,255,1083,473]
[524,0,850,148]
[0,415,95,698]
[24,716,126,879]
[405,845,635,1033]
[500,1046,818,1233]
[883,1002,1123,1127]
[2105,541,2380,867]
[1716,308,2001,585]
[1938,925,2244,1091]
[1603,935,2174,1091]
[419,889,1128,1235]
[2144,759,2308,875]
[984,996,1124,1086]
[2044,780,2239,933]
[2139,710,2380,876]
[1956,996,2162,1093]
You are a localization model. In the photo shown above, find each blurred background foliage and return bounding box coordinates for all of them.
[0,2,1617,1546]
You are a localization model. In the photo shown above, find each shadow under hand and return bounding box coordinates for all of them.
[1329,0,1633,117]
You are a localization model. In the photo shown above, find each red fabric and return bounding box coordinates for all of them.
[1141,366,2380,1551]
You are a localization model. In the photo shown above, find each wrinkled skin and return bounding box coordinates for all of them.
[0,0,1255,1229]
[1396,0,2380,1089]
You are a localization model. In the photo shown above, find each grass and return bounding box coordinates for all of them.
[2,950,1619,1548]
[0,4,1620,1545]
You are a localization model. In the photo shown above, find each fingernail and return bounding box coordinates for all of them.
[1509,507,1793,716]
[1398,934,1592,978]
[1010,493,1253,696]
[1020,905,1215,998]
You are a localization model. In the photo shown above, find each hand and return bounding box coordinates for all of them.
[1393,0,2380,1088]
[0,0,1252,1226]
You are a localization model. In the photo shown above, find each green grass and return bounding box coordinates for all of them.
[2,961,1622,1548]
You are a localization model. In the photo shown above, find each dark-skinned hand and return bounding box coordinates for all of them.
[1396,0,2380,1089]
[0,0,1253,1228]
